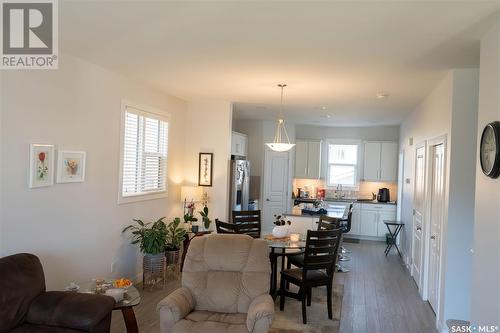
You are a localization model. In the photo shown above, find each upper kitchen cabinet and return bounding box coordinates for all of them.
[295,140,322,179]
[363,141,398,182]
[231,131,247,157]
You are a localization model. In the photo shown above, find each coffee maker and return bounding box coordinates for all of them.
[377,188,390,202]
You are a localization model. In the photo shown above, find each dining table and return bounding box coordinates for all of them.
[263,204,349,299]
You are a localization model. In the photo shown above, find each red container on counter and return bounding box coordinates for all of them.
[317,189,326,199]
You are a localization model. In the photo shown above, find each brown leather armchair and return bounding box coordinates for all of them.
[0,253,115,333]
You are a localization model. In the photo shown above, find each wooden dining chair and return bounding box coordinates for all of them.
[215,219,237,234]
[286,215,341,270]
[231,210,262,238]
[279,229,342,324]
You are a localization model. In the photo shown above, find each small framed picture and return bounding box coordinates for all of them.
[198,153,213,187]
[29,144,55,188]
[57,150,86,183]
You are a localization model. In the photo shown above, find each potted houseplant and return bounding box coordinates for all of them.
[272,215,291,238]
[165,217,187,265]
[183,212,198,232]
[122,217,167,289]
[198,206,212,231]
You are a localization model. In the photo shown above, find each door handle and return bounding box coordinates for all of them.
[266,198,270,202]
[416,226,421,231]
[430,235,436,240]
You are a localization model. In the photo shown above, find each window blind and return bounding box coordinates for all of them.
[121,106,169,198]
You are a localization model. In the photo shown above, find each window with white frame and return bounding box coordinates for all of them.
[326,143,359,187]
[119,104,169,203]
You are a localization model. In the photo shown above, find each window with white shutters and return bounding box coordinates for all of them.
[119,104,169,203]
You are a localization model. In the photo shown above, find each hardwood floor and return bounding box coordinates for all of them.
[110,240,436,333]
[335,241,436,333]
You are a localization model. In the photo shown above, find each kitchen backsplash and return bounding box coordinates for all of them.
[293,178,398,202]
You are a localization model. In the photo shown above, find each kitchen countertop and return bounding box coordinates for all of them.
[283,205,348,219]
[300,198,397,205]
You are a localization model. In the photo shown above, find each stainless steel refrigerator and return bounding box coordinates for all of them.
[229,159,250,219]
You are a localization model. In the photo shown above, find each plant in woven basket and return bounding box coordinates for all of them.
[122,217,167,255]
[165,217,187,251]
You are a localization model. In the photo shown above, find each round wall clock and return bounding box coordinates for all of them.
[480,121,500,179]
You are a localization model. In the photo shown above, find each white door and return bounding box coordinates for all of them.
[427,143,445,312]
[294,140,308,178]
[363,142,381,181]
[263,149,290,233]
[306,141,322,179]
[380,142,398,182]
[412,144,426,289]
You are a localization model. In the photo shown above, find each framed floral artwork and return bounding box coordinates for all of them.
[57,150,86,183]
[198,153,213,187]
[29,144,55,188]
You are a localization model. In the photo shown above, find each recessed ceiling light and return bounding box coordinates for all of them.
[376,92,389,99]
[321,106,327,110]
[320,114,333,119]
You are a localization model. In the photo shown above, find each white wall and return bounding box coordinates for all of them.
[184,101,232,222]
[471,17,500,326]
[400,72,454,267]
[0,54,187,289]
[399,68,480,330]
[442,68,479,325]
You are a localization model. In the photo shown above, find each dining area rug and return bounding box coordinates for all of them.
[270,284,343,333]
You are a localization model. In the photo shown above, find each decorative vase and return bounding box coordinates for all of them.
[272,225,289,238]
[142,253,166,291]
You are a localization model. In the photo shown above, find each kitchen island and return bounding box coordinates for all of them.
[282,204,348,236]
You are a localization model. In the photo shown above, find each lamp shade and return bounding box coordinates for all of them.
[181,186,201,203]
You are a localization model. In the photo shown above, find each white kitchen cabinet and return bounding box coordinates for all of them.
[294,140,321,179]
[380,142,398,181]
[363,141,398,182]
[355,203,397,238]
[377,210,397,237]
[363,142,381,181]
[231,132,247,157]
[360,210,378,236]
[349,204,361,234]
[294,141,308,178]
[284,215,315,236]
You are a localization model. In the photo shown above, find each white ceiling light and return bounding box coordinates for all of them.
[266,84,295,152]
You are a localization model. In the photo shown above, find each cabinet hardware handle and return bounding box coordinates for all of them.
[430,235,436,240]
[416,227,421,231]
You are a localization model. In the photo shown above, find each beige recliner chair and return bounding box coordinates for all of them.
[157,234,274,333]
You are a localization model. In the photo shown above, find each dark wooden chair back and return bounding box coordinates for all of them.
[340,203,354,233]
[303,229,342,276]
[317,215,341,231]
[215,219,237,234]
[231,210,262,238]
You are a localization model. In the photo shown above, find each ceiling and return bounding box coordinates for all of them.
[60,1,500,126]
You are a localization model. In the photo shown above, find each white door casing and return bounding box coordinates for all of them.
[263,149,290,233]
[427,143,445,313]
[412,143,426,290]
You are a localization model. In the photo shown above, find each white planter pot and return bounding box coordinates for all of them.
[272,226,289,238]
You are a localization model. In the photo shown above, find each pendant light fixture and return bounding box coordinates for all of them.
[266,84,295,152]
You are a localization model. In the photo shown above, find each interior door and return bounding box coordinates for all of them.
[263,149,289,233]
[412,144,426,289]
[428,144,445,312]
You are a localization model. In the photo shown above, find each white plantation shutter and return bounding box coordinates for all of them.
[120,105,169,201]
